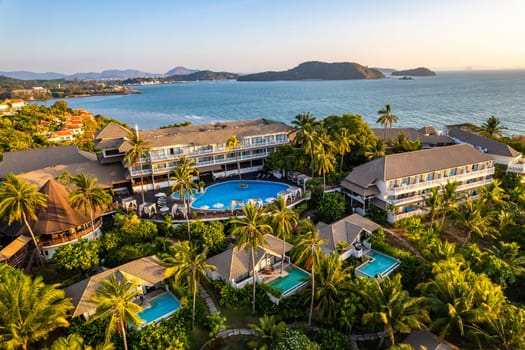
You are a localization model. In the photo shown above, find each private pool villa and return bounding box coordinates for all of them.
[355,250,401,279]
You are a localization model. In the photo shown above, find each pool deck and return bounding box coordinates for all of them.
[116,172,310,223]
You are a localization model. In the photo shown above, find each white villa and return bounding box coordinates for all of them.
[206,234,293,289]
[447,128,525,178]
[94,119,292,193]
[316,214,382,260]
[341,144,495,223]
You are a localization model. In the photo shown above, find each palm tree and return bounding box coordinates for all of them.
[267,195,298,274]
[313,254,352,323]
[162,241,215,329]
[438,181,459,228]
[293,228,326,329]
[0,267,72,350]
[364,138,386,160]
[423,187,442,226]
[376,104,398,141]
[170,156,199,240]
[69,173,113,234]
[454,198,494,246]
[291,112,319,146]
[89,274,144,350]
[248,314,286,350]
[479,179,508,209]
[480,116,506,139]
[229,203,272,314]
[0,173,47,256]
[335,128,352,172]
[123,128,151,205]
[312,131,336,196]
[484,304,525,350]
[226,134,243,184]
[50,333,115,350]
[361,274,428,346]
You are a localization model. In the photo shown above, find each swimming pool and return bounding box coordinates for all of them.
[355,250,400,279]
[190,180,290,210]
[138,292,181,325]
[269,266,310,297]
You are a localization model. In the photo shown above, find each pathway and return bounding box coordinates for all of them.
[198,283,217,314]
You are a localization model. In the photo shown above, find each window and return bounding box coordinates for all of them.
[276,134,288,142]
[215,155,224,161]
[252,136,263,145]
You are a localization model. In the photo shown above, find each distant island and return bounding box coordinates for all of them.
[237,61,384,81]
[391,67,436,77]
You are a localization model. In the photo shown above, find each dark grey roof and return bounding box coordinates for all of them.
[316,214,381,251]
[371,128,453,146]
[403,329,457,350]
[447,128,521,158]
[0,146,94,178]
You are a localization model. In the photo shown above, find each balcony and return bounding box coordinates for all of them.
[387,168,494,195]
[39,218,102,248]
[507,161,525,174]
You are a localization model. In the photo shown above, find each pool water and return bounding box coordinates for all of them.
[191,180,289,210]
[138,292,181,325]
[269,266,310,296]
[171,189,201,200]
[356,250,400,278]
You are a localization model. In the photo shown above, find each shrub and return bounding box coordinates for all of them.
[312,329,350,350]
[270,328,320,350]
[317,192,348,223]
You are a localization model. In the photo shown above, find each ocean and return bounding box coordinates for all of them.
[41,70,525,135]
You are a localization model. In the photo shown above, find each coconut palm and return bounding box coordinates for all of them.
[291,112,319,146]
[438,181,459,227]
[162,241,215,329]
[226,134,243,184]
[454,198,495,246]
[69,173,113,234]
[229,203,272,314]
[479,179,508,209]
[365,138,386,160]
[170,156,199,240]
[50,333,115,350]
[248,314,286,350]
[89,274,144,350]
[0,173,47,256]
[480,116,506,139]
[376,104,398,141]
[123,129,151,205]
[267,195,298,274]
[423,187,442,226]
[312,131,336,196]
[313,253,352,323]
[0,266,73,350]
[335,127,353,172]
[292,228,326,329]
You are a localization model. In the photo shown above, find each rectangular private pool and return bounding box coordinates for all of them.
[268,265,310,297]
[138,291,181,325]
[355,250,400,279]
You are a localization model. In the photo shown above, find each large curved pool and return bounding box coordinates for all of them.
[190,180,290,210]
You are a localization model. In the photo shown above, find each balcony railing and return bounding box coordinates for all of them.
[387,168,494,195]
[39,218,102,248]
[507,162,525,174]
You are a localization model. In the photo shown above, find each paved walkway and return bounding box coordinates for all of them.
[198,283,217,314]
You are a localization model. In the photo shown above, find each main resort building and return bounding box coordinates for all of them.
[341,144,495,223]
[95,119,292,193]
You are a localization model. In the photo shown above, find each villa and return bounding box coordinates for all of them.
[206,234,294,289]
[446,127,525,177]
[316,213,381,260]
[65,256,175,321]
[95,119,292,193]
[0,179,104,259]
[341,144,495,223]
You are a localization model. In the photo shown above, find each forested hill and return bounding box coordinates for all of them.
[391,67,436,76]
[237,61,385,81]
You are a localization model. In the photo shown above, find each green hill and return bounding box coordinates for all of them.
[237,61,384,81]
[391,67,436,76]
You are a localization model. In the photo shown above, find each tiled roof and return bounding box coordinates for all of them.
[371,128,453,145]
[343,144,493,188]
[317,214,381,251]
[447,128,521,158]
[65,256,166,318]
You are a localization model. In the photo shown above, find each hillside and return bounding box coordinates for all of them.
[237,61,384,81]
[167,70,238,81]
[391,67,436,76]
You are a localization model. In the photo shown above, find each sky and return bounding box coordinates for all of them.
[1,0,525,74]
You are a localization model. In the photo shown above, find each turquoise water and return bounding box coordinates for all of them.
[357,250,400,278]
[190,180,289,210]
[171,189,201,201]
[269,266,310,295]
[39,71,525,135]
[138,292,181,325]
